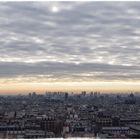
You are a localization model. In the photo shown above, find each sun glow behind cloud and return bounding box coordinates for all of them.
[51,6,60,13]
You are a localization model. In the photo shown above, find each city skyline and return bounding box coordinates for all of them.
[0,2,140,94]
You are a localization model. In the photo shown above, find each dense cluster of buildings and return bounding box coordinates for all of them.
[0,91,140,138]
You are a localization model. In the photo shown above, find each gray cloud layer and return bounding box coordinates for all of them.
[0,2,140,82]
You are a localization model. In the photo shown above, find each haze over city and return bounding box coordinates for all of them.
[0,2,140,94]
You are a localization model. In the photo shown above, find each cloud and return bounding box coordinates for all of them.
[0,61,139,83]
[0,2,140,83]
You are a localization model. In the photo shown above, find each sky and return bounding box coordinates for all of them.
[0,2,140,94]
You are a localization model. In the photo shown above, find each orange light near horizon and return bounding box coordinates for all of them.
[0,81,140,94]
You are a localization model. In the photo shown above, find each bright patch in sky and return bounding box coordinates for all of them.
[51,6,59,13]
